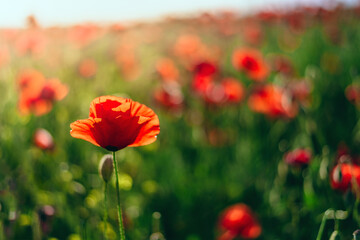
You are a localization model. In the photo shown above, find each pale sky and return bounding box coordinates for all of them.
[0,0,357,27]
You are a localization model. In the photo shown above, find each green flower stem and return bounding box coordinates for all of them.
[103,182,108,240]
[316,209,330,240]
[113,151,126,240]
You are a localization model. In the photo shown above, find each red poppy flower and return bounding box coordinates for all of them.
[284,148,312,166]
[218,204,261,239]
[173,34,202,58]
[156,58,179,82]
[17,70,68,116]
[193,61,217,77]
[70,96,160,151]
[345,84,360,106]
[248,84,298,118]
[232,48,269,81]
[78,58,97,78]
[330,163,360,192]
[33,128,55,150]
[242,22,263,46]
[221,78,245,104]
[192,61,218,95]
[271,55,294,76]
[15,31,47,56]
[154,82,183,110]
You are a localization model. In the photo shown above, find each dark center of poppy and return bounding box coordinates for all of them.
[242,56,259,71]
[105,145,119,151]
[40,86,56,100]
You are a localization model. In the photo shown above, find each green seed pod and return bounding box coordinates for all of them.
[99,154,114,182]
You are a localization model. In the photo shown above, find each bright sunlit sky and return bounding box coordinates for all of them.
[0,0,357,27]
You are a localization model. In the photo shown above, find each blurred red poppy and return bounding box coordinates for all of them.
[15,31,47,56]
[114,43,140,80]
[248,84,298,118]
[345,84,360,106]
[68,24,100,47]
[218,203,261,239]
[232,48,269,81]
[284,149,312,166]
[33,128,55,150]
[156,58,179,82]
[173,34,202,58]
[193,61,218,77]
[78,58,97,78]
[70,96,160,151]
[192,61,218,95]
[271,55,294,77]
[17,70,68,116]
[154,82,184,110]
[330,163,360,192]
[221,78,245,104]
[242,22,263,46]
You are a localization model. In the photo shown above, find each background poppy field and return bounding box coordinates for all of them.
[1,2,360,240]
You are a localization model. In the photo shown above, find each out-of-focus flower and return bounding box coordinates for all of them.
[78,58,97,78]
[68,24,100,47]
[330,163,360,192]
[216,11,238,36]
[284,10,306,34]
[248,84,298,118]
[38,205,55,235]
[257,10,280,23]
[287,79,312,106]
[154,82,184,110]
[33,128,54,151]
[284,148,312,166]
[192,61,218,95]
[271,55,294,77]
[17,70,68,116]
[242,22,263,46]
[218,203,261,240]
[70,96,160,152]
[173,34,220,69]
[193,61,218,77]
[221,78,245,104]
[114,43,140,80]
[232,48,269,81]
[15,31,47,56]
[155,58,179,82]
[345,83,360,107]
[173,34,202,58]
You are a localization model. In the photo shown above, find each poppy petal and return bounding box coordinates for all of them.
[70,118,100,147]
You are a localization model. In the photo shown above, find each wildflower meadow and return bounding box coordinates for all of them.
[2,3,360,240]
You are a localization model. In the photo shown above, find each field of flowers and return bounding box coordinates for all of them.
[1,4,360,240]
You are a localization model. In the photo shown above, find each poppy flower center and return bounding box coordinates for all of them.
[105,145,119,151]
[40,86,56,101]
[242,56,259,71]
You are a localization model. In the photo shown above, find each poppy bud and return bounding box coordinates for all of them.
[150,212,165,240]
[354,229,360,240]
[33,128,54,150]
[99,154,114,183]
